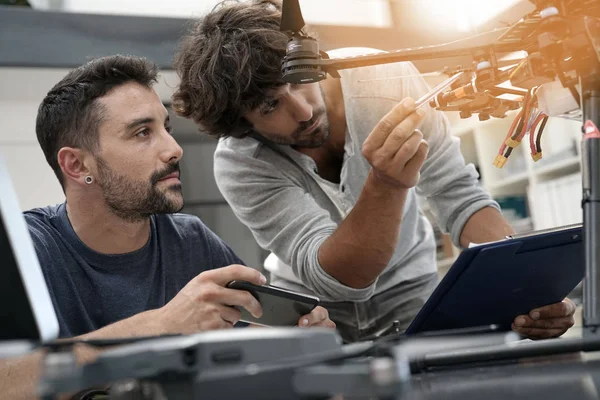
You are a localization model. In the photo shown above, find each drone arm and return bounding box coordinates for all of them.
[322,47,488,73]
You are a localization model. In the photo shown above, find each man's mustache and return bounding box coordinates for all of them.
[294,108,324,135]
[296,118,315,134]
[151,162,180,185]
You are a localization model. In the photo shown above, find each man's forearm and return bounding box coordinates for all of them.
[459,206,515,248]
[76,308,165,341]
[318,170,408,288]
[0,351,44,400]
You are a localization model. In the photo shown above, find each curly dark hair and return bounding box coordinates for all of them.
[36,55,158,189]
[172,0,289,139]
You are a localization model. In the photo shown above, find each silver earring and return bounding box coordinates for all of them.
[84,176,94,185]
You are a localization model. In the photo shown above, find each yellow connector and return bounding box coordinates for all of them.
[505,138,521,148]
[493,155,508,169]
[531,152,543,162]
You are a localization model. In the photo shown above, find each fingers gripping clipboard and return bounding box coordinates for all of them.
[405,224,584,335]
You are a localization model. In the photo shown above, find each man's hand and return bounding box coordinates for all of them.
[297,306,336,329]
[512,298,576,339]
[362,97,428,189]
[156,264,266,334]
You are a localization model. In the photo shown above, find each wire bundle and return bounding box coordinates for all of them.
[494,87,549,168]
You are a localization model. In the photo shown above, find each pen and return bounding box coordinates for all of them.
[415,71,465,109]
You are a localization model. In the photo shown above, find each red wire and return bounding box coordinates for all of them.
[517,92,534,141]
[500,108,524,155]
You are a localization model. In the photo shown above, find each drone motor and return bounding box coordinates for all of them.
[281,34,327,84]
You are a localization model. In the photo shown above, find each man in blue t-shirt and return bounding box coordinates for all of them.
[1,55,333,399]
[23,54,335,339]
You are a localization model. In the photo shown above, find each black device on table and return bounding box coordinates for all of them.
[227,280,319,326]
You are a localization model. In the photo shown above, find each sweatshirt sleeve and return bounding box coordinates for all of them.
[214,141,378,301]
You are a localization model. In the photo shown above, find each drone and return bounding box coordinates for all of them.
[279,0,600,167]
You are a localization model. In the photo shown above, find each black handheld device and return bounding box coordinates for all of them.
[226,280,319,326]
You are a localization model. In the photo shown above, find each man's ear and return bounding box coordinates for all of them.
[57,147,92,186]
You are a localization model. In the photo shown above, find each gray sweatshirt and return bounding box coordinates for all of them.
[214,60,499,303]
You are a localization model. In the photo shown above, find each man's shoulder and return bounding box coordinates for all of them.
[216,136,263,159]
[329,48,417,83]
[22,204,67,258]
[24,203,62,218]
[23,204,62,231]
[214,136,294,180]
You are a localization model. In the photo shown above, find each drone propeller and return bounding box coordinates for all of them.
[280,0,305,33]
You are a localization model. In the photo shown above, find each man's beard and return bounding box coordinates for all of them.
[95,157,184,222]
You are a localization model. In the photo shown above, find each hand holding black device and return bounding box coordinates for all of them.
[226,280,319,326]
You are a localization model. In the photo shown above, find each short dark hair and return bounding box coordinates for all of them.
[36,55,159,189]
[172,0,289,139]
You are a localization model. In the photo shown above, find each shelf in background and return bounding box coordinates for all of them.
[532,155,580,178]
[488,172,530,192]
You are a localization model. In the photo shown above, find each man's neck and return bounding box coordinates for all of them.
[65,194,151,255]
[322,76,347,155]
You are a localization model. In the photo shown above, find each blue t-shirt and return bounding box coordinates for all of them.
[24,203,244,338]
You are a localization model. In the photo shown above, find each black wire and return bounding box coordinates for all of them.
[536,116,548,153]
[511,109,526,141]
[504,147,513,158]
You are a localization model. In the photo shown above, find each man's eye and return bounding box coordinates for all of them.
[262,99,279,115]
[136,128,150,137]
[165,125,174,134]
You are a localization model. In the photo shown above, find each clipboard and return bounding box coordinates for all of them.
[405,224,584,335]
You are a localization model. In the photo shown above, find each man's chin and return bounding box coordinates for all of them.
[154,189,184,214]
[171,203,185,214]
[154,202,184,215]
[167,194,185,213]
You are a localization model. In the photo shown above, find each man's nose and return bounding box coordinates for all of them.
[288,92,313,122]
[161,129,183,163]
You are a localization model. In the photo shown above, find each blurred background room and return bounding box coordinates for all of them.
[0,0,583,288]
